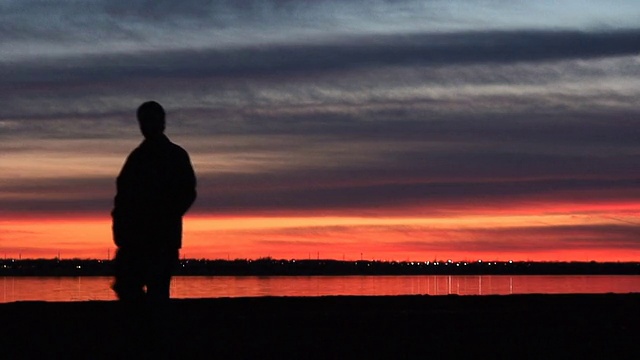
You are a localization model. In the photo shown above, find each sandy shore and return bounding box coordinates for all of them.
[1,294,639,359]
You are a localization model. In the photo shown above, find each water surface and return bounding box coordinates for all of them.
[2,275,639,303]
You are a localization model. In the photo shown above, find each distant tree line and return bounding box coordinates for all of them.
[1,258,639,276]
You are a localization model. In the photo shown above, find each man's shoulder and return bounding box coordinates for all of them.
[128,136,191,162]
[167,140,190,158]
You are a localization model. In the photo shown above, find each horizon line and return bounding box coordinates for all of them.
[2,257,639,264]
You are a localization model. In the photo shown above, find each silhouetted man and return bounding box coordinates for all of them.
[112,101,196,302]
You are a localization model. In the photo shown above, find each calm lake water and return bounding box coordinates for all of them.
[2,275,639,303]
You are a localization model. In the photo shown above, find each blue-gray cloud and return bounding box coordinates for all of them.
[3,1,639,55]
[4,29,640,85]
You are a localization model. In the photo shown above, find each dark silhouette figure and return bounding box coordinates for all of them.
[112,101,196,302]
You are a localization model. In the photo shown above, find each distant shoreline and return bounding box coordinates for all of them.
[2,258,640,276]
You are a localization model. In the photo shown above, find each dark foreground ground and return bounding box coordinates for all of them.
[1,294,639,359]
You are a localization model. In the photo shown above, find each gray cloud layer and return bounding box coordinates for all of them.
[4,29,640,86]
[2,1,640,224]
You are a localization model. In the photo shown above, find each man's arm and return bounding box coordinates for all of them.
[177,150,197,216]
[112,152,138,247]
[113,153,136,218]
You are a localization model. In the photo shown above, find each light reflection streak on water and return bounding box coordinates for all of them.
[0,275,639,303]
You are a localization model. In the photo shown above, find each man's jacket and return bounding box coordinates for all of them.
[112,134,196,250]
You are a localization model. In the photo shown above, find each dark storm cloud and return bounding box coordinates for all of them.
[3,29,640,85]
[2,28,637,141]
[0,177,114,217]
[395,224,640,252]
[103,0,225,20]
[241,223,640,257]
[0,198,112,217]
[6,166,639,217]
[194,176,640,215]
[3,83,639,150]
[102,0,322,24]
[217,108,640,146]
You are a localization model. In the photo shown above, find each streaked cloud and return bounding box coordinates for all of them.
[3,1,639,61]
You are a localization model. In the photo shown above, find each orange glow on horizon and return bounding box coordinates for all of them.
[2,200,640,262]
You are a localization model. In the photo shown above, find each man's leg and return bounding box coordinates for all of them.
[146,248,179,302]
[112,248,146,302]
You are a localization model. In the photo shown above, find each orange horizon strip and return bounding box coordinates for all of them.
[1,208,640,261]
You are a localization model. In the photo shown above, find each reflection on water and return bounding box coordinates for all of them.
[2,275,639,303]
[2,276,115,302]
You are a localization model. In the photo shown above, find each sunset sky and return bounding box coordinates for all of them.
[2,0,640,261]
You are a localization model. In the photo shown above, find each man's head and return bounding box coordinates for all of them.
[137,101,165,139]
